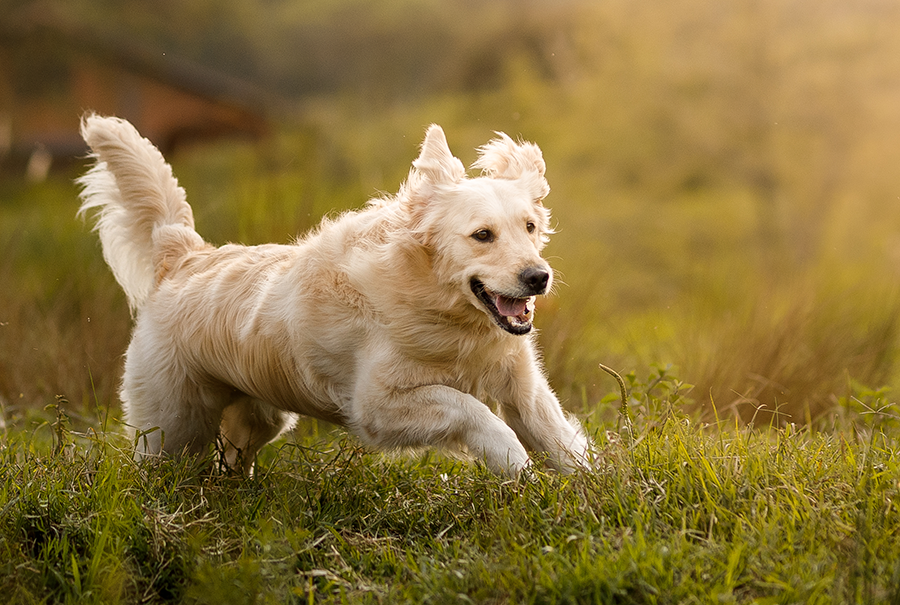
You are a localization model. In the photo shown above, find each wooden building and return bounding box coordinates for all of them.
[0,8,283,179]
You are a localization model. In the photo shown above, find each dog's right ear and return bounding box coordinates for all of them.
[411,125,465,187]
[402,125,466,246]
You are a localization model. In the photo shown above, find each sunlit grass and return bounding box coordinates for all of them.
[2,374,898,604]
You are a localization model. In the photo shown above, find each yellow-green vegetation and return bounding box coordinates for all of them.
[4,0,900,601]
[1,373,899,603]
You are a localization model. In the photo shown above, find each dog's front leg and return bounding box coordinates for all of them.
[495,358,594,473]
[505,380,593,473]
[353,384,530,476]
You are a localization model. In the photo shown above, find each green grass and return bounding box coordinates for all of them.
[2,372,899,604]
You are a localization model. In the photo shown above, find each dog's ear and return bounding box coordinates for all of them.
[472,132,550,201]
[412,125,465,186]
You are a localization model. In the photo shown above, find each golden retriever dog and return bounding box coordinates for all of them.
[78,115,592,475]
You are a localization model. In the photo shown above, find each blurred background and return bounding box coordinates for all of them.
[3,0,900,430]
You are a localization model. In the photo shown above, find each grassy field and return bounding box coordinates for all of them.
[4,0,900,601]
[1,373,899,603]
[5,150,900,602]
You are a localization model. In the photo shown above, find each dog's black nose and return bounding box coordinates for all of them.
[520,267,550,294]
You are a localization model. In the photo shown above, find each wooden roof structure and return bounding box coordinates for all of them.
[0,5,288,177]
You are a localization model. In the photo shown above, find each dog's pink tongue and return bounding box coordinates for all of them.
[496,295,527,317]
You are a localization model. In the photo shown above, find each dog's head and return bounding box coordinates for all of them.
[404,125,553,336]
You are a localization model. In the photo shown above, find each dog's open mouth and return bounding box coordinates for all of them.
[470,279,535,335]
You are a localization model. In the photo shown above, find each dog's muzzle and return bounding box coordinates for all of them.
[470,267,550,335]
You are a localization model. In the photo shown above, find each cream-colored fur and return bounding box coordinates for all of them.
[78,115,592,475]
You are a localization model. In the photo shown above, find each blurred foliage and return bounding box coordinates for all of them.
[4,0,582,101]
[4,0,900,425]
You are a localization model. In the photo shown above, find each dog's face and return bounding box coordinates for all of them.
[406,126,553,335]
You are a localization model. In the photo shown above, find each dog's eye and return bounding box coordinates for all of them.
[526,221,536,234]
[472,229,495,243]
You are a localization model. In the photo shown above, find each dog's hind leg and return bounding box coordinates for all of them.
[122,382,226,463]
[120,338,228,462]
[219,397,297,474]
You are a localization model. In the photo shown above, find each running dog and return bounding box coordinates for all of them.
[78,115,592,475]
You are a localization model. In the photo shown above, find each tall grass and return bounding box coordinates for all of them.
[1,376,899,604]
[0,179,129,420]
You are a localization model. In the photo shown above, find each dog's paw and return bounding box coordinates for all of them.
[478,436,531,477]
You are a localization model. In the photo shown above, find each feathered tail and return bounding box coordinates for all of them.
[77,114,206,313]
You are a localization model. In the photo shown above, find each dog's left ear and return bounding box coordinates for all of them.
[412,125,466,186]
[472,132,550,201]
